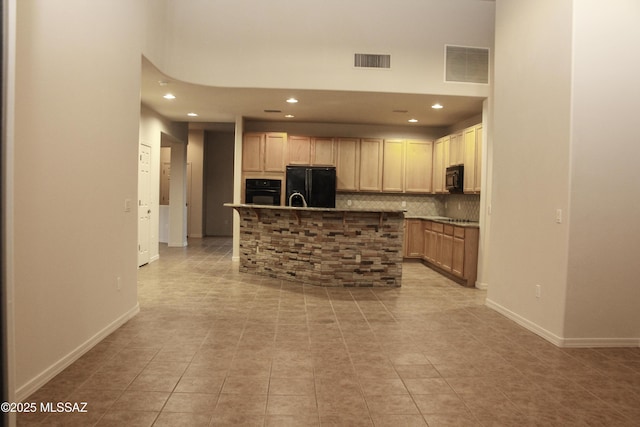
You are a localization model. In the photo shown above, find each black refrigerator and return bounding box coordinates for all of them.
[286,166,336,208]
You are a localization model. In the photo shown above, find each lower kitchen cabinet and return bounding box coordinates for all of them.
[404,219,424,258]
[404,219,479,287]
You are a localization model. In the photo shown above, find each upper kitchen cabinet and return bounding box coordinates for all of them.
[242,132,287,173]
[463,124,482,193]
[311,137,336,166]
[382,139,405,192]
[449,131,464,166]
[336,138,360,191]
[287,135,312,165]
[358,138,384,192]
[433,136,450,193]
[287,136,336,166]
[405,140,433,193]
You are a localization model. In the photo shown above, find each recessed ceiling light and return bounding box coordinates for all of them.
[163,93,176,100]
[286,98,298,104]
[431,103,444,109]
[285,114,295,118]
[408,118,418,123]
[187,112,198,117]
[158,80,169,86]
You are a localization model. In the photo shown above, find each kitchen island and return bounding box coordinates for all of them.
[225,204,405,287]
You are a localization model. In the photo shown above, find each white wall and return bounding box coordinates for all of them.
[146,0,494,98]
[11,0,145,398]
[139,105,188,258]
[563,1,640,343]
[487,0,573,342]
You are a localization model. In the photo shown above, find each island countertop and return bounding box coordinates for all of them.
[224,203,406,214]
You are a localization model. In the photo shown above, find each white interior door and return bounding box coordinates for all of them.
[138,144,151,266]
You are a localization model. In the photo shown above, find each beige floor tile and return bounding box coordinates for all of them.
[20,238,640,426]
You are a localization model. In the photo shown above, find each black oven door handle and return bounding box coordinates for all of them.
[247,189,279,194]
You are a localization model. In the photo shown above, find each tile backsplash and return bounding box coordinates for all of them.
[336,192,480,221]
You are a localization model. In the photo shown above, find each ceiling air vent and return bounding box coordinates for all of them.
[445,45,489,84]
[354,53,391,69]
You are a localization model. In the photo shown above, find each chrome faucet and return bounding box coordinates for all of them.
[288,192,308,207]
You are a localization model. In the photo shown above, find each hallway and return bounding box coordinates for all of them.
[19,238,640,426]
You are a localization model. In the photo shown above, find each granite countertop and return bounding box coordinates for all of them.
[404,215,480,228]
[224,203,407,214]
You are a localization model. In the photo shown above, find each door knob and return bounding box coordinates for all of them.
[147,209,151,214]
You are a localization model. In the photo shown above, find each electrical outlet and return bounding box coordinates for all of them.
[347,200,352,206]
[535,284,541,298]
[458,202,461,210]
[355,254,361,263]
[556,209,562,224]
[401,201,406,208]
[117,276,122,291]
[124,199,131,212]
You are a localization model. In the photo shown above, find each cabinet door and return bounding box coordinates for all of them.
[287,136,311,165]
[359,138,383,191]
[336,138,359,191]
[474,124,482,193]
[382,139,404,192]
[405,219,424,258]
[463,127,476,193]
[440,233,453,272]
[312,137,336,166]
[242,133,263,172]
[433,137,446,193]
[405,140,433,193]
[264,133,287,172]
[452,236,465,277]
[427,229,438,264]
[449,132,463,166]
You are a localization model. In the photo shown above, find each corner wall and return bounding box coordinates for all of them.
[487,0,573,342]
[563,1,640,344]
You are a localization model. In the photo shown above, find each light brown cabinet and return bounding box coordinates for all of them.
[358,138,383,192]
[312,137,336,166]
[287,135,312,165]
[404,219,424,258]
[382,139,405,192]
[287,136,336,166]
[463,124,482,193]
[433,136,449,193]
[404,219,479,287]
[336,138,360,191]
[405,140,433,193]
[242,132,287,173]
[449,131,464,166]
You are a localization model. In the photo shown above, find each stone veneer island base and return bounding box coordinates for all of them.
[225,204,405,287]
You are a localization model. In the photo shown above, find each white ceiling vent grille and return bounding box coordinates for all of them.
[445,45,489,84]
[354,53,391,69]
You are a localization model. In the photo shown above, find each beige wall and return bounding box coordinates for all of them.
[11,0,145,399]
[488,0,640,345]
[145,0,494,98]
[563,1,640,343]
[187,130,205,238]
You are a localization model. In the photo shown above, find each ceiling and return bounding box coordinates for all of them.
[141,58,486,130]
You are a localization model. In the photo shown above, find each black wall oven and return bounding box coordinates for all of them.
[245,179,282,205]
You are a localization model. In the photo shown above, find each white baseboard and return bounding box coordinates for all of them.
[188,234,203,238]
[149,254,160,263]
[232,256,240,262]
[475,281,488,290]
[485,299,640,348]
[16,304,140,401]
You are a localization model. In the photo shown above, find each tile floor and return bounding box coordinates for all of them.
[18,237,640,426]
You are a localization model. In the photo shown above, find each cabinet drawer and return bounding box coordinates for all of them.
[432,223,444,233]
[444,225,454,235]
[454,227,465,238]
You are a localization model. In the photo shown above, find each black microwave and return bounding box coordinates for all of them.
[445,165,464,193]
